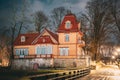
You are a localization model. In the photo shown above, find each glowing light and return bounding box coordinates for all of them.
[112,56,115,59]
[117,48,120,52]
[114,52,118,56]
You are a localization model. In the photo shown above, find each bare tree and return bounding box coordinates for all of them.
[0,36,10,66]
[7,0,30,59]
[51,6,71,29]
[109,0,120,41]
[34,11,48,32]
[110,0,120,31]
[81,0,114,61]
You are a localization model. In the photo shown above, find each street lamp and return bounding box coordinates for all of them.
[112,56,115,59]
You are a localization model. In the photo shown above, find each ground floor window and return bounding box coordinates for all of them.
[36,45,52,54]
[59,48,69,56]
[15,48,28,57]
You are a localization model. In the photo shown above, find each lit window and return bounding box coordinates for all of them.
[15,48,28,58]
[65,21,71,29]
[59,48,69,56]
[65,34,69,42]
[21,36,25,42]
[15,49,20,55]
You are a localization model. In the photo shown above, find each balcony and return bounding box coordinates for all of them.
[78,40,85,47]
[14,54,53,59]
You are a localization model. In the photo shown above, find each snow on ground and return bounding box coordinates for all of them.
[77,65,120,80]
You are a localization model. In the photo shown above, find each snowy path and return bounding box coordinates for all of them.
[77,65,120,80]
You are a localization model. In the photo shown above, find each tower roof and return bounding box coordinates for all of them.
[57,14,80,32]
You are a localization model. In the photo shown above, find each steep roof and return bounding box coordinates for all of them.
[45,28,58,41]
[58,14,80,32]
[14,28,58,46]
[14,33,39,46]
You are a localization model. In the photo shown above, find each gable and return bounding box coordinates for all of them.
[41,30,58,44]
[32,29,58,44]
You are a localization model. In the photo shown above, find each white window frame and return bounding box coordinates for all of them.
[21,36,25,42]
[65,21,71,29]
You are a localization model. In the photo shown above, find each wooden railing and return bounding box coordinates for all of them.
[14,54,53,59]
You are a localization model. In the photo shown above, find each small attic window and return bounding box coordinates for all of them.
[21,36,25,42]
[65,21,71,29]
[43,39,45,42]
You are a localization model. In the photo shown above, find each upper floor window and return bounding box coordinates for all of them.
[65,34,69,42]
[65,21,71,29]
[21,36,25,42]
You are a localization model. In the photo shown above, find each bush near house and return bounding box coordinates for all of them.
[0,69,65,80]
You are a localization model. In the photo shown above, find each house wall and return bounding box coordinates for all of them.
[14,44,58,56]
[58,32,77,44]
[53,58,87,68]
[12,58,89,70]
[58,44,77,58]
[12,58,53,70]
[58,32,79,58]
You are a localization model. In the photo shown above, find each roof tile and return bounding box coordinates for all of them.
[14,33,39,46]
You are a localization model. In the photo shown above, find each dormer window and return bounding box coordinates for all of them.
[65,21,71,29]
[21,36,25,42]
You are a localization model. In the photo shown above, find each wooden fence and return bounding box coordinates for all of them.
[28,67,90,80]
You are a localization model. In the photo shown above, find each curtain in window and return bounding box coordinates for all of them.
[24,49,28,55]
[36,46,41,54]
[15,49,20,55]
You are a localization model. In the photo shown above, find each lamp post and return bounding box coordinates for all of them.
[111,56,115,65]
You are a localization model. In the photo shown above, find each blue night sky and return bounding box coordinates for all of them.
[0,0,88,33]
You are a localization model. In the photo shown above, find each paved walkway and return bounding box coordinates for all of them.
[77,65,120,80]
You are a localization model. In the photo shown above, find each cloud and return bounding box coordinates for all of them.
[30,0,44,14]
[0,0,88,34]
[28,0,88,15]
